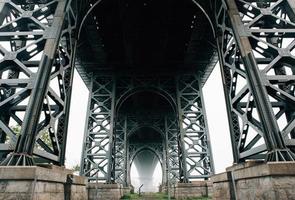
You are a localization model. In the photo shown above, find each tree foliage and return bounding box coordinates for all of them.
[8,125,53,149]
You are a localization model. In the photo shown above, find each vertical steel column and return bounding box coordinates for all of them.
[107,78,116,183]
[123,117,128,186]
[215,0,266,161]
[216,0,295,161]
[165,116,181,185]
[164,117,170,193]
[124,122,131,186]
[56,1,78,165]
[80,75,116,182]
[126,139,131,185]
[0,0,76,166]
[176,78,189,183]
[113,115,128,186]
[176,75,214,181]
[216,33,241,163]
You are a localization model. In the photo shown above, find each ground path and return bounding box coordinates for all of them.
[121,192,210,200]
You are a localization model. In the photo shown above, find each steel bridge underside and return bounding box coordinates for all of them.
[0,0,294,188]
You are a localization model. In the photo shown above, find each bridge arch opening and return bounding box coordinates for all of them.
[117,90,169,189]
[128,126,165,191]
[129,145,163,192]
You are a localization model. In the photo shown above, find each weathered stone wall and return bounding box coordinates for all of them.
[88,183,123,200]
[212,162,295,200]
[70,176,88,200]
[162,181,212,200]
[0,165,87,200]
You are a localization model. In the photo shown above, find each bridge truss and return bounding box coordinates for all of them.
[0,0,294,189]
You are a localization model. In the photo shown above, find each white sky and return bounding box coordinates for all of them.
[65,63,233,188]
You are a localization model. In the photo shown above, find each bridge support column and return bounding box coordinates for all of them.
[213,0,295,199]
[216,0,295,161]
[80,75,116,182]
[0,0,77,166]
[176,75,215,181]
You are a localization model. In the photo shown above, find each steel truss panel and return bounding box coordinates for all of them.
[176,74,215,181]
[164,117,181,185]
[215,0,295,161]
[0,0,77,165]
[80,75,116,182]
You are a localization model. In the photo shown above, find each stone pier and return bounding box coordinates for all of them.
[173,181,212,199]
[211,161,295,200]
[161,181,212,199]
[0,165,87,200]
[87,183,123,200]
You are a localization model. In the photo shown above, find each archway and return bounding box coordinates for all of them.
[128,127,164,192]
[115,90,175,187]
[130,149,163,192]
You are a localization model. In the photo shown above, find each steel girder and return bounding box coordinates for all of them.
[176,74,215,181]
[215,0,295,162]
[0,0,77,165]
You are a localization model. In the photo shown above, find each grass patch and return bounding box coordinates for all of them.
[120,193,211,200]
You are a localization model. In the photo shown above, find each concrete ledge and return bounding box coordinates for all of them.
[87,182,121,189]
[212,161,295,183]
[0,166,87,200]
[212,162,295,200]
[0,165,72,183]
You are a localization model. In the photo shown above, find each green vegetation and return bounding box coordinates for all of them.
[71,164,80,172]
[120,193,211,200]
[8,125,52,148]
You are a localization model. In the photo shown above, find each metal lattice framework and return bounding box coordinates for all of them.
[215,0,295,162]
[1,0,294,190]
[177,74,215,181]
[164,117,181,185]
[80,74,215,184]
[80,75,116,182]
[0,0,77,165]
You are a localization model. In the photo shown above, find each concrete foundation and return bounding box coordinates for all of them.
[161,181,212,199]
[0,165,87,200]
[173,181,212,199]
[211,161,295,200]
[88,183,123,200]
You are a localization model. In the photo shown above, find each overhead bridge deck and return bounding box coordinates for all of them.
[75,0,218,87]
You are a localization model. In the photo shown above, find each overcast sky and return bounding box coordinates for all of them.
[65,63,233,190]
